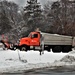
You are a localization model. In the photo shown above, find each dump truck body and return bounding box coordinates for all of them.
[18,32,75,52]
[41,33,73,46]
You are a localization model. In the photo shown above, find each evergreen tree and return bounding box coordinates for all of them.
[24,0,41,27]
[23,0,43,36]
[24,0,42,19]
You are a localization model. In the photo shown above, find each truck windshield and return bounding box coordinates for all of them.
[28,33,31,37]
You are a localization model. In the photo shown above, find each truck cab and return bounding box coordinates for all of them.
[19,32,41,51]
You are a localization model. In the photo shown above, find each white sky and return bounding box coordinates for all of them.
[6,0,58,7]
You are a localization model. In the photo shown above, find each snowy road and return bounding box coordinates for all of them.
[2,68,75,75]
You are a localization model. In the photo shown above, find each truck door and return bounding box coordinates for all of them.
[30,33,40,46]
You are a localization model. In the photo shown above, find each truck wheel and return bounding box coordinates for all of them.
[47,47,50,52]
[47,46,51,52]
[21,46,27,51]
[52,46,62,53]
[44,46,50,52]
[62,46,72,53]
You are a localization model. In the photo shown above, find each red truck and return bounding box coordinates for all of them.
[1,31,75,53]
[17,31,75,53]
[18,32,42,51]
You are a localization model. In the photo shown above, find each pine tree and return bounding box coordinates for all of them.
[23,0,42,35]
[24,0,42,21]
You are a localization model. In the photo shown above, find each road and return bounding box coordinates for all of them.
[1,68,75,75]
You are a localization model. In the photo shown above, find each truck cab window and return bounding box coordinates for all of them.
[32,34,38,38]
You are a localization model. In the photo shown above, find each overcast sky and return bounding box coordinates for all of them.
[6,0,58,7]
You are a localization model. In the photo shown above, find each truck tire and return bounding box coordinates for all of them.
[45,46,50,52]
[52,46,62,53]
[21,45,27,51]
[62,46,72,53]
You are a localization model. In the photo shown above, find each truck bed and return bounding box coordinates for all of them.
[41,33,73,46]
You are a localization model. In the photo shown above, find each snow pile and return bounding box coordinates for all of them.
[1,48,75,73]
[0,48,68,73]
[60,50,75,63]
[60,55,75,62]
[51,50,75,68]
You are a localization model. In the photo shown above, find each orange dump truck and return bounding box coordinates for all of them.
[16,31,75,53]
[1,31,75,52]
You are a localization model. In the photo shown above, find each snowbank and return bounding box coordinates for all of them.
[60,55,75,62]
[0,48,68,73]
[51,50,75,69]
[1,48,75,73]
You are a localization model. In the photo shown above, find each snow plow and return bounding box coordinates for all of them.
[0,31,75,53]
[17,31,75,53]
[0,35,18,50]
[0,39,18,50]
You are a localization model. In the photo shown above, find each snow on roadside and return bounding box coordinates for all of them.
[0,48,68,73]
[52,50,75,67]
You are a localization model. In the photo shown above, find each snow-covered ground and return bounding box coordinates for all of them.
[1,48,75,73]
[52,50,75,67]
